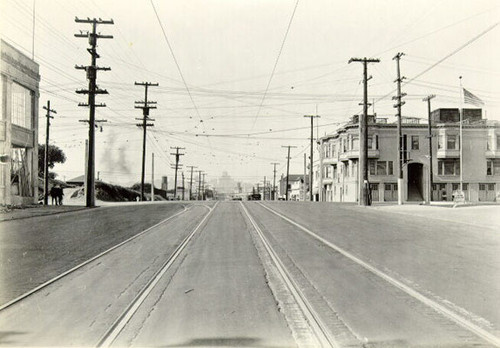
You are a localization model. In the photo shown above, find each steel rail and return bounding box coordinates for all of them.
[240,202,338,348]
[96,202,218,347]
[258,202,500,348]
[0,205,190,312]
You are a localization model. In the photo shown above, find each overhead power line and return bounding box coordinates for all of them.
[251,0,300,131]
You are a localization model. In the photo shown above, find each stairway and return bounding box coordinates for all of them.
[407,183,423,201]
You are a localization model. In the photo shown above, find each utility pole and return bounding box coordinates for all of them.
[349,57,380,206]
[263,176,266,201]
[423,94,435,203]
[181,172,185,200]
[304,114,320,201]
[282,145,297,201]
[393,52,406,205]
[43,100,56,205]
[135,82,158,201]
[303,153,307,201]
[151,153,154,201]
[75,17,113,208]
[197,170,203,200]
[271,162,279,200]
[170,147,185,199]
[202,173,206,200]
[187,165,197,200]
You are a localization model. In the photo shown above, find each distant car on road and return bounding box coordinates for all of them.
[232,197,242,201]
[247,193,261,201]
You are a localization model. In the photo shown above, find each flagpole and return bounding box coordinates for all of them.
[459,76,463,193]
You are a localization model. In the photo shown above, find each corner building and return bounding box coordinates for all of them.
[1,40,40,205]
[317,109,500,203]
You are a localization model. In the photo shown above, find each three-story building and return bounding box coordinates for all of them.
[317,109,500,203]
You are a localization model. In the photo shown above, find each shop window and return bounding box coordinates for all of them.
[479,184,486,191]
[452,183,459,191]
[10,147,33,197]
[488,183,495,191]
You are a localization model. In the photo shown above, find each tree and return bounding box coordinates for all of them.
[38,144,66,179]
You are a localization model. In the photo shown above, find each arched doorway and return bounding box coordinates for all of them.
[407,162,424,201]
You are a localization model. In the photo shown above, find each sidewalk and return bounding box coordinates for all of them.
[0,205,88,222]
[369,202,500,230]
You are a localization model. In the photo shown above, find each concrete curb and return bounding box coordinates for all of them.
[0,206,91,223]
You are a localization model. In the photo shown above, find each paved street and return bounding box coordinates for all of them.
[0,202,499,347]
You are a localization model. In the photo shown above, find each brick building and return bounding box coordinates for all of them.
[317,109,500,203]
[1,40,40,205]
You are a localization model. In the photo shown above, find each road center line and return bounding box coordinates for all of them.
[258,202,500,348]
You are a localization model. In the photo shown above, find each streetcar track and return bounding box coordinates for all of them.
[257,202,500,348]
[240,202,338,348]
[96,202,218,348]
[0,204,190,312]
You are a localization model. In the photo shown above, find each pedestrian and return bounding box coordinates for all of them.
[49,186,58,205]
[56,186,64,205]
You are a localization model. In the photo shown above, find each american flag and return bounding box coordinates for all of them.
[463,88,484,107]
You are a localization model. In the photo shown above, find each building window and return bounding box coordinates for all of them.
[487,159,500,176]
[438,159,460,176]
[447,134,459,150]
[489,183,495,190]
[411,135,419,150]
[377,161,387,176]
[438,135,444,149]
[497,135,500,149]
[369,160,376,175]
[369,160,393,176]
[352,136,359,151]
[11,82,33,129]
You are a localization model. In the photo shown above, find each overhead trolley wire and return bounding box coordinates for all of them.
[250,0,300,132]
[149,0,212,151]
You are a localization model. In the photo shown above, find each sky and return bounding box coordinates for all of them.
[2,0,500,191]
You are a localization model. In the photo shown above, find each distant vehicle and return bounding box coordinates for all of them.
[247,193,261,201]
[232,197,242,201]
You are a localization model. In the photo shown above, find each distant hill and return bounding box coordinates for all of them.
[70,181,166,202]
